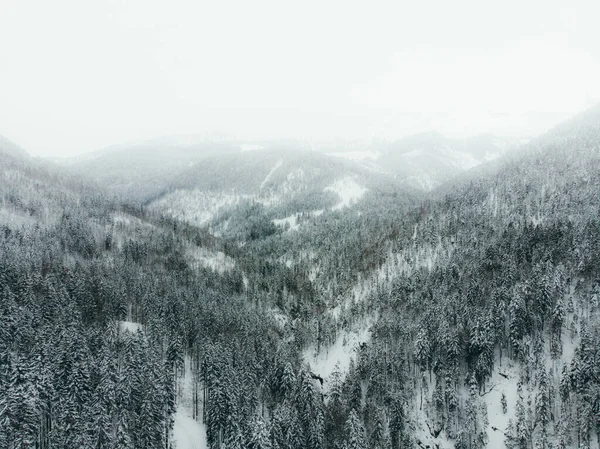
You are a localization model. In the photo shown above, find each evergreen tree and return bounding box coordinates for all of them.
[344,409,367,449]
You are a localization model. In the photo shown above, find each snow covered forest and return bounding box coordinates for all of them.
[1,103,600,448]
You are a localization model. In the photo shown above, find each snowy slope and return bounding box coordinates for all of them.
[186,246,235,273]
[149,190,253,226]
[273,214,300,231]
[260,158,283,190]
[173,412,207,449]
[303,322,372,393]
[325,177,367,210]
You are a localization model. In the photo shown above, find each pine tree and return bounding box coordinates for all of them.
[515,383,530,449]
[535,368,550,440]
[2,355,41,449]
[248,415,272,449]
[344,409,367,449]
[370,407,389,449]
[113,420,134,449]
[463,374,480,449]
[388,395,406,449]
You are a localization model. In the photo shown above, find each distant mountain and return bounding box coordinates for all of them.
[370,131,523,190]
[57,132,523,203]
[147,148,412,228]
[55,139,248,201]
[534,102,600,148]
[0,136,103,230]
[0,134,27,158]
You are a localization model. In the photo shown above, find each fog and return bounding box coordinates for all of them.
[1,0,599,157]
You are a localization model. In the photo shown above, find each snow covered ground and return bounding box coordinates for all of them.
[273,214,300,231]
[0,206,40,228]
[173,412,207,449]
[112,212,154,229]
[150,190,252,226]
[260,158,283,190]
[273,209,324,232]
[325,177,367,210]
[187,246,235,273]
[303,322,372,393]
[483,364,519,449]
[173,356,208,449]
[118,320,143,333]
[117,320,207,449]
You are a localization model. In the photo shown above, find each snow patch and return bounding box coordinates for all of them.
[325,177,367,211]
[482,365,519,449]
[273,209,325,232]
[118,321,143,334]
[273,214,299,231]
[112,212,154,229]
[173,356,208,449]
[269,308,289,330]
[443,148,481,170]
[303,322,372,392]
[0,206,40,228]
[260,158,283,190]
[150,190,252,226]
[187,247,235,273]
[173,412,207,449]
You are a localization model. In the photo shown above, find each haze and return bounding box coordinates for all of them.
[1,0,599,157]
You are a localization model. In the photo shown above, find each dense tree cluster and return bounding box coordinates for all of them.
[2,106,600,448]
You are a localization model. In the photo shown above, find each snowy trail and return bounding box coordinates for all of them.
[173,356,208,449]
[260,158,283,190]
[119,321,207,449]
[173,412,207,449]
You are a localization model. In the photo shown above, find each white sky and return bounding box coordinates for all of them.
[1,0,600,156]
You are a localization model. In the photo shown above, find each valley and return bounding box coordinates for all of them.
[1,105,600,449]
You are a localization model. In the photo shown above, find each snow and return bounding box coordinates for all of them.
[173,412,207,449]
[150,190,252,226]
[482,364,519,449]
[273,214,299,231]
[187,246,235,273]
[260,158,283,190]
[325,177,367,211]
[0,206,39,228]
[173,356,208,449]
[112,212,154,229]
[304,236,454,398]
[269,308,289,330]
[443,147,481,170]
[411,397,454,449]
[273,209,325,232]
[118,320,143,333]
[240,144,264,152]
[303,322,372,393]
[403,170,436,191]
[327,151,381,162]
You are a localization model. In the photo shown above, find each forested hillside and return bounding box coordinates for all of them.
[343,105,600,448]
[1,104,600,449]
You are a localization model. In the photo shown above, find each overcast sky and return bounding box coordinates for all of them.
[1,0,600,157]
